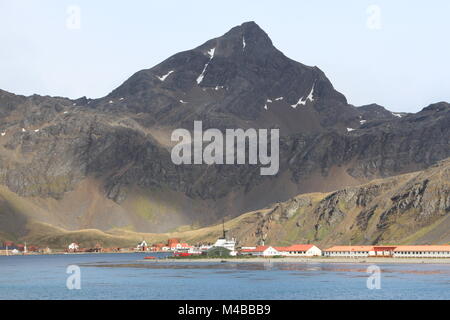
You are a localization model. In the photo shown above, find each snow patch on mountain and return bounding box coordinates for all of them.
[196,65,208,84]
[306,84,315,102]
[157,70,174,82]
[291,97,307,109]
[207,48,216,59]
[291,84,315,108]
[197,48,216,85]
[264,98,277,110]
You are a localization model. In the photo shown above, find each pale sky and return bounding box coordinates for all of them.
[0,0,449,112]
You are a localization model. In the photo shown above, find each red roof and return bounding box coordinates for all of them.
[373,246,397,251]
[153,243,164,247]
[393,245,450,252]
[167,238,180,245]
[244,246,280,253]
[324,246,375,252]
[169,243,192,248]
[283,244,315,252]
[242,244,317,253]
[325,245,450,252]
[253,246,270,252]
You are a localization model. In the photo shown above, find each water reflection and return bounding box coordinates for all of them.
[83,261,450,277]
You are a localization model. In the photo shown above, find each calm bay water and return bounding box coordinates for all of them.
[1,253,450,300]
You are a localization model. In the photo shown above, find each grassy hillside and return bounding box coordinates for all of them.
[2,158,450,249]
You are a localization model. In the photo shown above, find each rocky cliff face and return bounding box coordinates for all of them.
[0,22,449,236]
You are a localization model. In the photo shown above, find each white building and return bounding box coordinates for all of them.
[323,245,450,258]
[279,244,322,257]
[171,243,194,253]
[68,243,79,251]
[393,245,450,258]
[136,240,148,251]
[244,246,280,257]
[241,244,322,257]
[323,246,376,257]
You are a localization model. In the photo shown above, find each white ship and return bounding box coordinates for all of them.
[212,220,237,256]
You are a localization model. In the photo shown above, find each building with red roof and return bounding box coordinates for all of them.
[393,245,450,258]
[324,245,450,258]
[240,244,322,257]
[276,244,322,257]
[323,245,376,257]
[167,238,180,246]
[240,246,281,257]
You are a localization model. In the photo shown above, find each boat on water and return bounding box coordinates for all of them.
[211,220,237,256]
[174,252,192,257]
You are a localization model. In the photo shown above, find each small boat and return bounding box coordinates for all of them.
[144,256,157,260]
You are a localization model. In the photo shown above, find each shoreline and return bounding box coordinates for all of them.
[155,257,450,264]
[0,251,145,256]
[3,252,450,264]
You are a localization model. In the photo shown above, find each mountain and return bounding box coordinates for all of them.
[0,22,449,239]
[99,21,352,135]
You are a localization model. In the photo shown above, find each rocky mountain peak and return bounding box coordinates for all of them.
[195,21,274,57]
[103,21,351,132]
[220,21,273,53]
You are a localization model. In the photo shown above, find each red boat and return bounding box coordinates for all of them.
[174,252,192,257]
[144,256,157,259]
